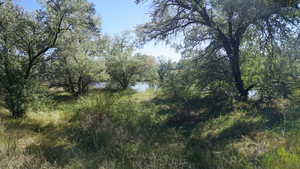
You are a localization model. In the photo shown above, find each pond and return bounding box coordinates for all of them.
[92,82,152,92]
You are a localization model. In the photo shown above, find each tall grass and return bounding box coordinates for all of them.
[1,89,300,169]
[67,92,193,169]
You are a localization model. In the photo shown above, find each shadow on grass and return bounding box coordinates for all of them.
[90,88,137,96]
[3,118,80,167]
[185,119,265,168]
[150,94,234,137]
[50,91,76,103]
[4,118,57,133]
[212,120,263,144]
[20,119,178,168]
[0,111,11,120]
[0,89,185,168]
[1,88,293,169]
[25,128,77,166]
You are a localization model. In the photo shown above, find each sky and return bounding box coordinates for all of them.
[15,0,181,61]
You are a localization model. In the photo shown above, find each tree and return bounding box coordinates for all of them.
[47,32,108,96]
[157,57,175,83]
[135,0,300,100]
[0,0,97,117]
[105,36,156,90]
[241,33,300,101]
[159,59,198,99]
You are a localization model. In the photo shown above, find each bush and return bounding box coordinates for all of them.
[27,85,55,113]
[67,92,194,169]
[3,80,32,117]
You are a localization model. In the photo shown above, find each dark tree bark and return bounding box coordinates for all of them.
[119,78,129,90]
[229,49,248,101]
[228,40,248,101]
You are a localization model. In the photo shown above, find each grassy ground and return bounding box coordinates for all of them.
[0,89,300,169]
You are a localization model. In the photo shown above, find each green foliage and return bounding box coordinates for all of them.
[59,91,192,169]
[1,88,300,169]
[262,147,300,169]
[158,57,236,106]
[48,31,108,96]
[158,59,200,100]
[136,0,300,100]
[0,0,299,168]
[105,36,157,90]
[27,85,55,113]
[241,37,300,102]
[157,57,175,83]
[0,0,98,117]
[291,79,300,103]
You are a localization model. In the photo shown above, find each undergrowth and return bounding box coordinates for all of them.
[0,89,300,169]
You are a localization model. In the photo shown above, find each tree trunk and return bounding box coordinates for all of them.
[230,54,248,101]
[5,87,26,118]
[227,41,249,101]
[12,110,24,118]
[77,78,88,96]
[120,80,129,90]
[119,76,129,90]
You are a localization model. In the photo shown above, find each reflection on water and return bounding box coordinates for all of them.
[92,82,151,92]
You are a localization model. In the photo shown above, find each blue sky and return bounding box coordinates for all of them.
[15,0,181,61]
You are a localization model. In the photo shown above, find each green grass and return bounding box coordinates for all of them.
[0,89,300,169]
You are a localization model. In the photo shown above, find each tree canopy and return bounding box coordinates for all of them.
[136,0,300,100]
[0,0,98,117]
[47,20,108,96]
[105,35,156,89]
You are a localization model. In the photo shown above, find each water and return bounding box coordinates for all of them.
[248,90,256,97]
[93,83,258,97]
[131,82,150,92]
[92,82,151,92]
[93,82,106,88]
[248,90,259,99]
